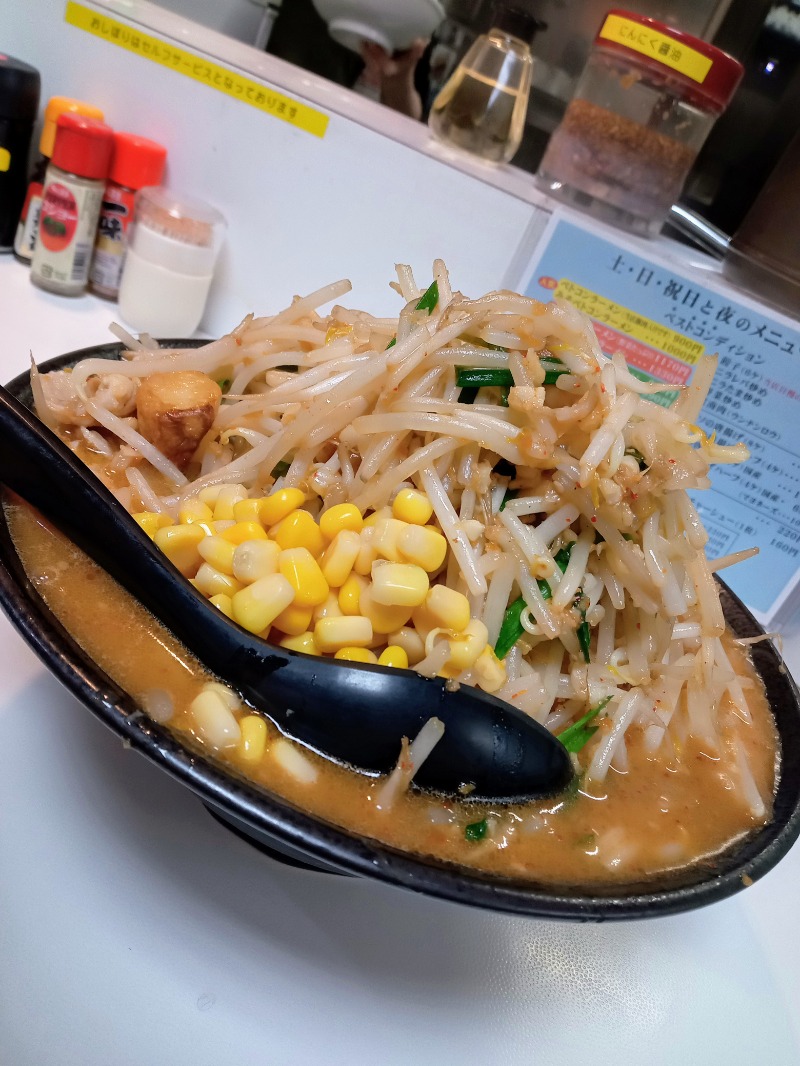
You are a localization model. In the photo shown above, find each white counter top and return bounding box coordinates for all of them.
[1,256,800,1065]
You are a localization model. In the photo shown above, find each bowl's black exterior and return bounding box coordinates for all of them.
[2,342,800,921]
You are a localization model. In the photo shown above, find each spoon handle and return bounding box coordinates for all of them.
[0,383,572,801]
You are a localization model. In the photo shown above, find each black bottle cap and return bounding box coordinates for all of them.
[492,3,547,43]
[0,54,41,123]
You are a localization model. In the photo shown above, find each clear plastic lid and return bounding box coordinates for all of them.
[128,186,226,276]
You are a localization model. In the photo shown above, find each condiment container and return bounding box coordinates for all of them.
[428,5,545,164]
[117,187,226,336]
[89,132,167,300]
[0,54,40,252]
[14,96,105,263]
[30,113,114,295]
[536,10,743,236]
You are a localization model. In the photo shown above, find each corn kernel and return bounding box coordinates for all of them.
[353,528,378,576]
[279,631,316,654]
[370,562,429,607]
[272,601,314,636]
[388,626,426,666]
[359,585,413,635]
[398,524,448,572]
[209,593,234,619]
[319,503,363,541]
[335,647,378,664]
[338,573,367,615]
[363,506,391,528]
[378,645,409,669]
[133,511,171,539]
[319,530,361,588]
[372,517,408,562]
[202,682,240,710]
[190,689,240,750]
[198,535,237,576]
[179,499,214,525]
[193,563,243,598]
[447,619,489,671]
[271,509,325,556]
[314,615,373,652]
[220,520,268,545]
[213,484,248,521]
[312,593,343,622]
[238,715,268,763]
[232,574,295,634]
[474,645,506,693]
[425,585,471,632]
[232,539,280,584]
[410,601,439,642]
[259,487,306,527]
[232,497,265,524]
[198,486,223,508]
[392,488,433,525]
[154,524,206,577]
[279,547,329,607]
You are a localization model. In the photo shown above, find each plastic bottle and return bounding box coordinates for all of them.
[0,54,40,252]
[117,186,226,336]
[30,113,114,296]
[13,96,105,263]
[428,5,545,164]
[89,132,167,299]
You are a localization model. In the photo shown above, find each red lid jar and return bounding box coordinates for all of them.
[51,112,114,180]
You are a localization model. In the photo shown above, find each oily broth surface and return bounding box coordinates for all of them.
[6,499,778,887]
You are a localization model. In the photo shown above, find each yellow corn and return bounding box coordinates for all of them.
[314,615,373,653]
[154,524,206,577]
[363,506,391,528]
[232,497,265,524]
[425,585,471,632]
[231,573,295,634]
[370,562,429,607]
[410,601,439,642]
[319,503,363,541]
[238,714,268,763]
[213,484,248,521]
[132,511,172,539]
[209,593,234,619]
[352,529,378,576]
[193,563,243,599]
[319,529,361,588]
[474,645,506,693]
[446,619,489,671]
[190,688,240,750]
[179,499,214,525]
[198,535,237,576]
[279,631,316,654]
[359,585,413,635]
[335,647,378,664]
[372,517,408,562]
[338,572,367,615]
[259,487,306,527]
[398,524,448,572]
[312,593,343,622]
[220,520,268,545]
[198,485,223,508]
[232,539,281,584]
[392,488,433,525]
[387,626,426,666]
[271,509,325,556]
[378,645,409,669]
[272,601,314,636]
[279,547,329,607]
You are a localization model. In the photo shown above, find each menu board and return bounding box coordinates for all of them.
[517,214,800,627]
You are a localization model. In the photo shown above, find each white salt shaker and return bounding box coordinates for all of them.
[117,186,226,336]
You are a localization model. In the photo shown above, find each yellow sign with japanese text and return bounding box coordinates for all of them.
[599,13,713,84]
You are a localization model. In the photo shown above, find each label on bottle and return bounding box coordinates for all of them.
[89,183,136,295]
[13,181,44,260]
[598,13,714,84]
[31,176,104,290]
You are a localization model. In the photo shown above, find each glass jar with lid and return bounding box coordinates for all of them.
[536,10,743,236]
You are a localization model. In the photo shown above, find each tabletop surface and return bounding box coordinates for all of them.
[1,257,799,1066]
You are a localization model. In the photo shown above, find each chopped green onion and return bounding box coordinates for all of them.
[499,489,518,512]
[415,280,439,315]
[577,619,591,663]
[385,337,396,349]
[457,386,479,404]
[271,459,291,478]
[541,357,568,385]
[216,378,231,393]
[455,367,514,389]
[499,386,510,407]
[624,446,648,470]
[553,543,574,571]
[465,818,488,842]
[493,544,574,660]
[557,697,612,753]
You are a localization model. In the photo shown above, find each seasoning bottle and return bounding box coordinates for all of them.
[117,186,226,336]
[13,96,105,264]
[428,5,545,165]
[0,54,40,252]
[536,10,743,237]
[30,113,114,296]
[89,132,167,299]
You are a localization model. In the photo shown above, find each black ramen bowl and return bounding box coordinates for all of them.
[2,343,800,921]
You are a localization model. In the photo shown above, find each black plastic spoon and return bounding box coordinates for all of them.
[0,383,573,802]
